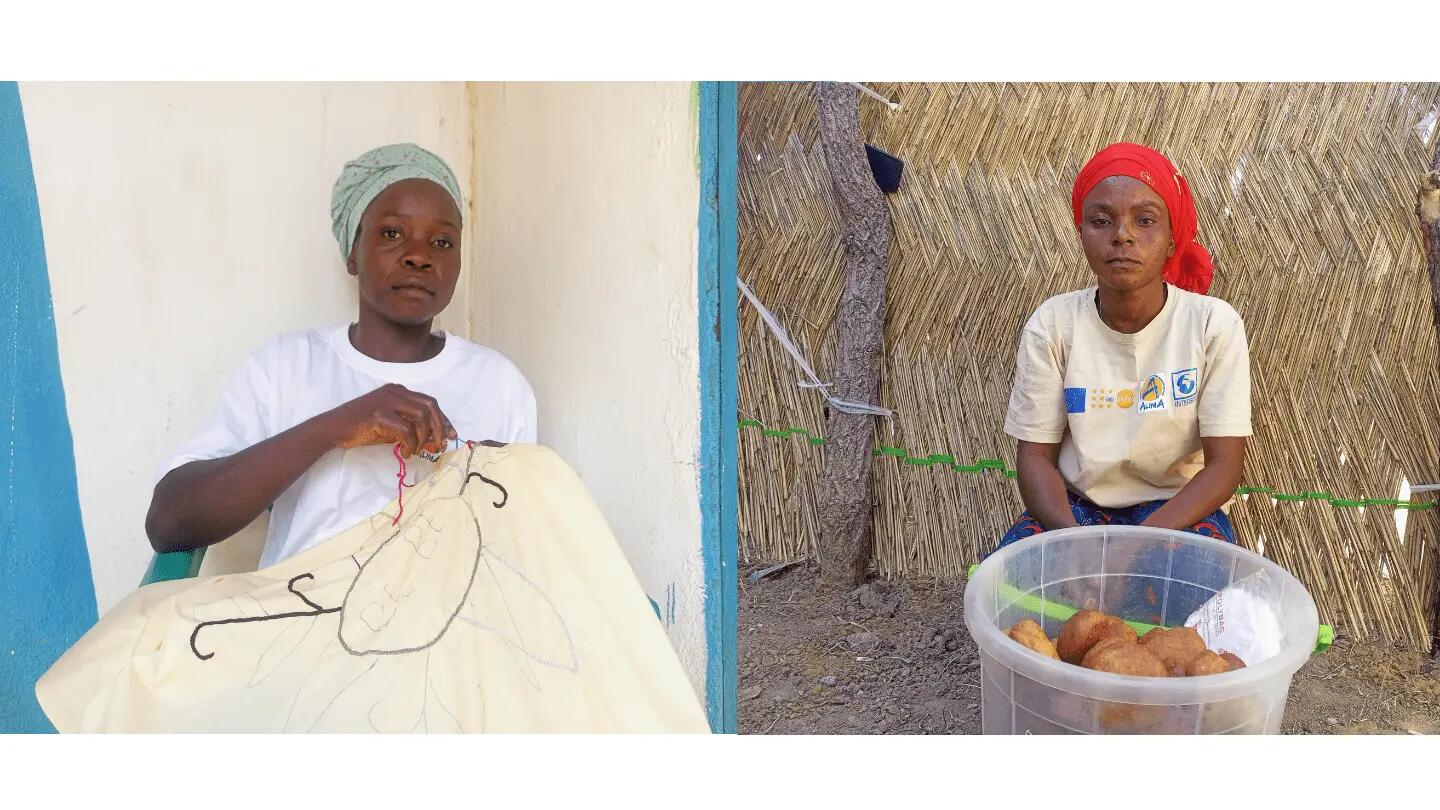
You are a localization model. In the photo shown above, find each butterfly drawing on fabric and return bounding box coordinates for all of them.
[185,445,579,732]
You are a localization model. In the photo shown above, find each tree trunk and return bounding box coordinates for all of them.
[1422,141,1440,658]
[813,82,893,589]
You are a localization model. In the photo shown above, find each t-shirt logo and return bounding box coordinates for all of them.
[1088,388,1122,410]
[1172,368,1198,407]
[1138,374,1167,412]
[1087,388,1136,410]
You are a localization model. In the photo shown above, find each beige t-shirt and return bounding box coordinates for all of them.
[1003,285,1252,508]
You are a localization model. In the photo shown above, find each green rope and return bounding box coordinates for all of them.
[739,419,1434,510]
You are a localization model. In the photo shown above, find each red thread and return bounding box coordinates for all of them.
[392,442,416,525]
[392,438,475,525]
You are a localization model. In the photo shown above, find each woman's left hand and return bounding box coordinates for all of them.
[1140,435,1248,531]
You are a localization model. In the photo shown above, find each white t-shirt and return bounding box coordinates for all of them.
[160,325,537,567]
[1003,285,1252,508]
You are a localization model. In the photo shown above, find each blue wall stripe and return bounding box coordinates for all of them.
[717,81,738,733]
[697,81,738,733]
[0,81,99,733]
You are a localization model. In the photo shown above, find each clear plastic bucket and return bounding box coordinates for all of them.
[963,525,1319,734]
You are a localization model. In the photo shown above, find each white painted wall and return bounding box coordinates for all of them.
[20,82,474,612]
[466,83,707,688]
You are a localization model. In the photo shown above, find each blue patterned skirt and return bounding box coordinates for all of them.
[995,491,1237,626]
[998,491,1235,549]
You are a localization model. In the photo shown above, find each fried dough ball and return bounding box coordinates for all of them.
[1185,650,1235,676]
[1056,610,1138,665]
[1099,702,1187,734]
[1219,652,1246,670]
[1084,633,1133,661]
[1006,619,1060,659]
[1081,640,1168,677]
[1139,626,1207,676]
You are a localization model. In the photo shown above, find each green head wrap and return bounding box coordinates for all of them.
[330,143,464,260]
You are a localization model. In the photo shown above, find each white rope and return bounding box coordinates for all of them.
[851,82,900,111]
[737,277,893,418]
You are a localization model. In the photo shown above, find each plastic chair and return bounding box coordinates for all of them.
[139,548,206,586]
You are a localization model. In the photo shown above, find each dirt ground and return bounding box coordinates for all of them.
[738,561,1440,735]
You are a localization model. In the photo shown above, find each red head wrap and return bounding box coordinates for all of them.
[1071,143,1214,294]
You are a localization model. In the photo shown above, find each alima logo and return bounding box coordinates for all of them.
[1173,368,1198,407]
[1138,374,1166,413]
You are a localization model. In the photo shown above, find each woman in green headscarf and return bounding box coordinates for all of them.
[147,144,537,568]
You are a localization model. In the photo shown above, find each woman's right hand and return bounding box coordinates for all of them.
[1015,439,1079,532]
[321,383,457,457]
[149,383,456,553]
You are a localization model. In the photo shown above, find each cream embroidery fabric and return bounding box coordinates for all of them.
[37,444,708,733]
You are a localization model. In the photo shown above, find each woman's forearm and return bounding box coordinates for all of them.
[1140,463,1240,531]
[144,413,341,553]
[145,382,461,554]
[1016,442,1078,531]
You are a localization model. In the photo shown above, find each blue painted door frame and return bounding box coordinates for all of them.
[0,81,99,733]
[697,81,738,734]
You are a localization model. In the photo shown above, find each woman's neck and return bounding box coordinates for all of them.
[349,312,444,363]
[1096,281,1167,334]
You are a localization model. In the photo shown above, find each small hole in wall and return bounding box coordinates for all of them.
[1396,478,1411,545]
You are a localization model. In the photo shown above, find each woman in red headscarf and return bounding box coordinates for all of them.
[998,143,1251,560]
